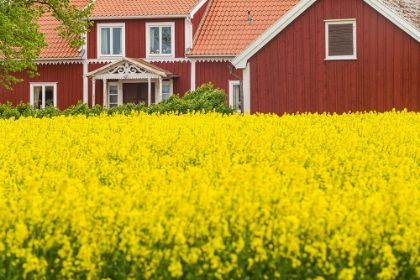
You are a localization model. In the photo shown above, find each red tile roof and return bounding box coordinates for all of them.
[39,14,80,59]
[188,0,300,56]
[39,0,91,59]
[90,0,201,17]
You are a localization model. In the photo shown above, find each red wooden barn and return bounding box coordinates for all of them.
[0,0,419,115]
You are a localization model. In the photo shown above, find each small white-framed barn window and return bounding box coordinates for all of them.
[229,80,241,112]
[325,19,356,60]
[30,83,57,109]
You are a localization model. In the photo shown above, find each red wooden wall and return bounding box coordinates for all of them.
[196,61,243,94]
[192,1,209,36]
[88,18,186,59]
[0,63,84,109]
[152,61,191,96]
[249,0,420,114]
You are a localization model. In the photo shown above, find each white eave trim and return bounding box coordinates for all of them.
[90,14,188,20]
[364,0,420,43]
[187,55,235,62]
[189,0,208,18]
[35,58,83,65]
[232,0,317,68]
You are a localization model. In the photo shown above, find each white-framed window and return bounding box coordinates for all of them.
[108,83,122,107]
[229,80,241,112]
[325,19,356,60]
[146,22,175,58]
[30,83,57,109]
[97,23,125,58]
[162,80,173,100]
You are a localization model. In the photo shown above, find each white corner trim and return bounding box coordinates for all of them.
[191,60,196,90]
[364,0,420,43]
[232,0,317,68]
[242,63,251,114]
[83,61,88,103]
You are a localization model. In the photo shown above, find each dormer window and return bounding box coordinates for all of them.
[97,23,125,58]
[146,23,175,58]
[325,19,356,60]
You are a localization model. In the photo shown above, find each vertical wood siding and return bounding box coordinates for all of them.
[151,61,191,96]
[0,63,84,109]
[192,1,209,36]
[196,61,243,94]
[249,0,420,114]
[88,18,186,59]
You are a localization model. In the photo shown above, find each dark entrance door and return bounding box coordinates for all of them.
[123,83,155,105]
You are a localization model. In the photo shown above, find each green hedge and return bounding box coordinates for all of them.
[0,83,235,119]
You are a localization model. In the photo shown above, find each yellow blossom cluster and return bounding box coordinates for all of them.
[0,110,420,279]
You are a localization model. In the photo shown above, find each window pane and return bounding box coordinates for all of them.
[109,85,118,95]
[233,84,241,109]
[45,86,54,107]
[33,86,42,110]
[101,28,110,55]
[162,27,171,54]
[150,27,160,54]
[113,28,122,55]
[109,95,118,103]
[162,93,170,100]
[162,84,170,93]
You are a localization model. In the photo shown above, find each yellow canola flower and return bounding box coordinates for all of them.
[0,110,419,279]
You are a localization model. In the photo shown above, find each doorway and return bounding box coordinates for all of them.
[123,83,155,105]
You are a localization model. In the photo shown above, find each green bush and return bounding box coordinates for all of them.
[145,83,235,115]
[0,83,235,120]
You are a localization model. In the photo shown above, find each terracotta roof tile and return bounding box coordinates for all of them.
[38,14,79,58]
[91,0,201,17]
[39,0,91,59]
[188,0,300,56]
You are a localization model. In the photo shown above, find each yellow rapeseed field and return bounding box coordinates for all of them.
[0,111,420,280]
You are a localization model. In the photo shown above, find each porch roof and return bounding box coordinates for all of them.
[85,57,176,80]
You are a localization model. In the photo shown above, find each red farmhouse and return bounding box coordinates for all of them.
[0,0,419,115]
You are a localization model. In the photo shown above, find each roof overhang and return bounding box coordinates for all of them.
[85,57,175,80]
[232,0,420,69]
[89,14,188,20]
[187,55,235,62]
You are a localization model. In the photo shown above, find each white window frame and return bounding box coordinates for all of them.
[30,82,57,109]
[325,19,356,60]
[161,80,173,101]
[146,22,175,59]
[229,80,241,112]
[108,82,122,107]
[97,23,126,58]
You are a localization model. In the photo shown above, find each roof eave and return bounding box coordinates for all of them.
[90,14,189,20]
